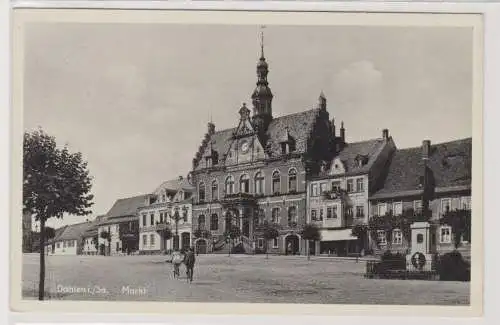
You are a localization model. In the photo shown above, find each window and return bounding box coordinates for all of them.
[150,234,155,246]
[211,180,218,200]
[327,207,333,219]
[288,206,297,225]
[150,213,154,226]
[356,206,364,218]
[356,178,364,192]
[225,176,235,195]
[56,242,60,248]
[240,174,250,193]
[272,171,281,194]
[310,183,319,197]
[377,230,387,245]
[377,203,387,216]
[210,214,218,230]
[182,206,188,222]
[256,208,265,226]
[271,208,280,223]
[414,200,422,214]
[116,242,119,251]
[392,229,402,245]
[159,212,164,224]
[162,193,167,203]
[320,183,328,194]
[347,179,354,193]
[198,182,206,202]
[255,172,264,195]
[272,238,279,248]
[198,215,206,229]
[440,226,451,243]
[393,202,403,215]
[319,208,324,221]
[331,181,341,192]
[142,234,147,246]
[258,238,264,248]
[333,205,339,218]
[461,196,471,210]
[142,214,147,226]
[441,198,452,214]
[311,209,317,221]
[288,169,297,192]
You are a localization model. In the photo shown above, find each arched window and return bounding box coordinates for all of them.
[198,182,206,202]
[210,213,218,231]
[272,171,281,194]
[288,206,297,226]
[288,168,297,192]
[211,180,218,201]
[240,174,250,193]
[255,171,264,195]
[225,176,235,195]
[198,214,205,230]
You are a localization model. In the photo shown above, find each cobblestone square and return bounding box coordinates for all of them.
[22,253,469,305]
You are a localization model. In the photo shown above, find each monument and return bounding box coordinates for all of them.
[406,221,435,271]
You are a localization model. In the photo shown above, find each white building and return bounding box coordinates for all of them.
[45,221,92,256]
[138,176,194,254]
[81,215,105,255]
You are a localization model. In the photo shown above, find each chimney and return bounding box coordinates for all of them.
[331,118,336,138]
[207,122,215,135]
[422,140,431,159]
[382,129,389,140]
[340,121,345,143]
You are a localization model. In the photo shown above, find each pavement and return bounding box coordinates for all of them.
[21,253,470,305]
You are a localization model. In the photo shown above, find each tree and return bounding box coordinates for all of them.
[440,209,471,249]
[368,210,413,250]
[23,129,94,300]
[224,225,241,257]
[301,223,321,260]
[351,223,368,255]
[261,222,280,259]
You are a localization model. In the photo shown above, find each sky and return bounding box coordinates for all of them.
[23,23,473,228]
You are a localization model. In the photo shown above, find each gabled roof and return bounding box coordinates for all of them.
[194,108,320,170]
[83,215,106,238]
[47,225,68,245]
[334,138,387,174]
[104,194,150,220]
[154,177,194,194]
[371,138,472,199]
[48,221,93,243]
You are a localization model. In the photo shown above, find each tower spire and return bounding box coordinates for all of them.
[260,26,265,58]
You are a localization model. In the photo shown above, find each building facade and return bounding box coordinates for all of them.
[97,195,143,256]
[307,129,396,256]
[81,215,105,255]
[45,221,92,256]
[368,138,472,258]
[189,44,335,255]
[138,177,194,254]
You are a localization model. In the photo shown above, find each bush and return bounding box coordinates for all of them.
[379,251,407,271]
[436,251,470,282]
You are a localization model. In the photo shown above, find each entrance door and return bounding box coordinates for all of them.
[196,239,207,254]
[285,235,300,255]
[181,232,191,250]
[242,219,250,237]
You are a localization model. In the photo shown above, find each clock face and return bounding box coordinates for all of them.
[241,141,249,153]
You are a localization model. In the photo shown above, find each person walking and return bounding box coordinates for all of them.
[171,250,184,279]
[184,247,196,283]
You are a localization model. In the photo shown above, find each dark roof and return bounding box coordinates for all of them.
[194,109,320,170]
[47,226,68,245]
[104,194,149,220]
[371,138,472,199]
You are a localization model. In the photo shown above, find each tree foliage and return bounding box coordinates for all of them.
[440,209,471,249]
[301,223,321,241]
[368,210,414,247]
[44,226,56,240]
[23,129,94,221]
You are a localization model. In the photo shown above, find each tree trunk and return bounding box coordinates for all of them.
[38,218,46,300]
[307,240,310,261]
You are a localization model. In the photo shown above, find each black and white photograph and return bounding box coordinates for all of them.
[10,8,483,315]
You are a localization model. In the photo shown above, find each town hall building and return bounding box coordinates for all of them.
[189,40,338,255]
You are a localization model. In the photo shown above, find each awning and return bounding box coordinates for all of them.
[320,229,358,241]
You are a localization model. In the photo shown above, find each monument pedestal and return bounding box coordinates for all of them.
[406,221,434,271]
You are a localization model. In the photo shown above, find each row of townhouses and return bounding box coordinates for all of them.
[43,43,472,258]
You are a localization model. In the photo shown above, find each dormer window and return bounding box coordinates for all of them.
[355,155,369,167]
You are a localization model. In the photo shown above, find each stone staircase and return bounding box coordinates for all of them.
[211,235,255,254]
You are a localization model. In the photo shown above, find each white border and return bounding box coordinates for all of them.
[2,1,500,324]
